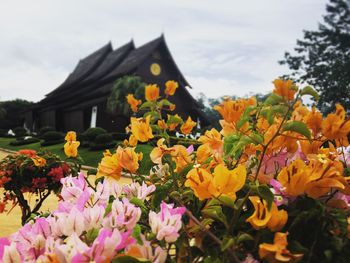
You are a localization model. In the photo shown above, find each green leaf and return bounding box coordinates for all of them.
[217,195,236,209]
[132,224,143,245]
[224,134,240,156]
[282,121,311,140]
[158,99,172,107]
[257,185,275,210]
[237,233,254,244]
[264,93,284,105]
[202,206,228,227]
[104,202,113,217]
[300,86,319,101]
[139,101,154,110]
[85,228,99,244]
[221,236,235,252]
[129,197,147,211]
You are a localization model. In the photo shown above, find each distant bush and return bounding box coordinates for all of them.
[41,131,64,146]
[10,137,40,146]
[13,127,27,137]
[0,129,7,137]
[94,133,113,144]
[110,132,128,141]
[83,127,107,142]
[39,126,55,136]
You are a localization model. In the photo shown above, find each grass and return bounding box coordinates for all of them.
[0,137,154,172]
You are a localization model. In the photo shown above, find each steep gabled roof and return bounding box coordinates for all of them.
[45,42,112,97]
[81,41,135,84]
[102,36,164,81]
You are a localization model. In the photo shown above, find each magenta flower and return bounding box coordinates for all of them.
[149,202,185,243]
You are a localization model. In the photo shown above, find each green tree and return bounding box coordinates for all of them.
[280,0,350,113]
[0,99,33,129]
[107,75,145,116]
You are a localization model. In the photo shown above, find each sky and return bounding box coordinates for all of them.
[0,0,328,102]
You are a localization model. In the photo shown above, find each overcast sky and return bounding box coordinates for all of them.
[0,0,328,102]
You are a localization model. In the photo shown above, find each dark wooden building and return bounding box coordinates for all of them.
[24,35,209,133]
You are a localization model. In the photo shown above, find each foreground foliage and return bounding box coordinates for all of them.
[1,79,350,262]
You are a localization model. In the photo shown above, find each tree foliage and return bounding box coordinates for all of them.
[280,0,350,113]
[0,99,33,129]
[107,75,145,116]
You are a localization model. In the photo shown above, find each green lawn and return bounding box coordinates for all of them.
[0,137,153,173]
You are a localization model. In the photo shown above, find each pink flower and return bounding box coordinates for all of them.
[149,202,185,243]
[103,198,141,230]
[123,182,156,201]
[186,145,194,154]
[0,238,10,259]
[52,207,86,236]
[2,243,22,262]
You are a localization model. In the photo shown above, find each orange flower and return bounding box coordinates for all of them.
[157,119,168,130]
[259,232,303,263]
[130,115,154,142]
[165,80,179,96]
[171,145,192,172]
[321,104,350,146]
[273,79,297,101]
[64,140,80,158]
[180,116,196,135]
[64,131,77,142]
[198,128,223,154]
[267,204,288,232]
[169,104,176,111]
[116,146,141,174]
[124,134,138,147]
[303,106,323,136]
[31,156,46,167]
[208,164,246,200]
[214,97,256,124]
[96,150,122,181]
[246,196,272,229]
[126,94,142,112]
[150,138,176,164]
[185,168,213,200]
[18,149,37,157]
[145,84,159,102]
[167,114,182,131]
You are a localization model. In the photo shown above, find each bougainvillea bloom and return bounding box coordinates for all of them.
[116,146,141,174]
[149,202,185,243]
[273,79,297,101]
[259,232,303,263]
[126,94,142,112]
[130,115,154,142]
[165,80,178,96]
[180,116,196,135]
[96,150,122,181]
[145,84,160,101]
[185,168,213,200]
[64,140,80,158]
[31,156,47,167]
[150,138,176,164]
[65,131,77,142]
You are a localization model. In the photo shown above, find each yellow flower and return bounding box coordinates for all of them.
[116,146,140,174]
[185,168,213,200]
[259,232,303,263]
[180,116,196,135]
[198,128,223,153]
[31,156,46,167]
[96,150,122,181]
[157,119,168,130]
[214,97,256,124]
[165,80,179,96]
[64,141,80,158]
[145,84,160,102]
[267,204,288,232]
[246,196,272,229]
[169,104,176,111]
[64,131,77,142]
[124,134,138,147]
[126,94,142,112]
[131,115,154,142]
[321,104,350,146]
[273,79,297,101]
[150,138,175,164]
[171,145,192,173]
[208,164,246,200]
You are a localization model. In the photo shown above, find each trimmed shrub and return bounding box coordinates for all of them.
[13,127,27,137]
[10,137,40,146]
[94,133,113,144]
[39,126,55,136]
[0,129,7,137]
[40,140,64,147]
[89,141,116,151]
[83,127,107,142]
[41,131,64,146]
[111,132,128,141]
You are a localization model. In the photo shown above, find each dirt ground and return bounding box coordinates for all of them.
[0,150,131,237]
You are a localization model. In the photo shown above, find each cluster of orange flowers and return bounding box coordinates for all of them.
[64,131,80,158]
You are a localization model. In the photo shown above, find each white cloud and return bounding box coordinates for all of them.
[0,0,328,102]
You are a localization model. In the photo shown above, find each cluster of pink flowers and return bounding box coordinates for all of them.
[0,173,185,263]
